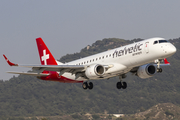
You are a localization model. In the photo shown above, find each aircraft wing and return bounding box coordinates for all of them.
[3,54,86,76]
[23,65,86,76]
[3,54,114,78]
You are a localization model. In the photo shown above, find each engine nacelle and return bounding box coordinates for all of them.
[137,64,156,79]
[85,64,105,79]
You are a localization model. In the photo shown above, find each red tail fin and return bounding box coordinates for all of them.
[36,38,57,65]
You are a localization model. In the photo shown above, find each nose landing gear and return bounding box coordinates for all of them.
[156,59,163,73]
[157,68,162,73]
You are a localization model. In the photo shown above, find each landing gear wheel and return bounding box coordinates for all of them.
[116,82,122,89]
[82,82,88,89]
[116,82,127,89]
[82,82,93,90]
[157,68,162,73]
[121,82,127,89]
[88,82,93,90]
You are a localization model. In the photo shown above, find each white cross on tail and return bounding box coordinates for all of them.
[41,50,49,65]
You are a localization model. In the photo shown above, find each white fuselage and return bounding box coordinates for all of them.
[59,37,176,81]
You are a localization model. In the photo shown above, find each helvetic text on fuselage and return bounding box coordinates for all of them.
[113,43,143,58]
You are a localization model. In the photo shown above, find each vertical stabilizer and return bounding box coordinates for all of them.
[36,38,58,65]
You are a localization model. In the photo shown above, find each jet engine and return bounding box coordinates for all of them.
[137,64,156,79]
[85,64,105,79]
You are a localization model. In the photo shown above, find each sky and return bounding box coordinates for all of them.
[0,0,180,80]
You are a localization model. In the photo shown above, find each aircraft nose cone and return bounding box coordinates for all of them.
[169,45,176,54]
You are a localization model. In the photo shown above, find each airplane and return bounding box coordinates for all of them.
[3,37,176,90]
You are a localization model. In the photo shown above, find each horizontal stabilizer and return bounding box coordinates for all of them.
[7,71,50,76]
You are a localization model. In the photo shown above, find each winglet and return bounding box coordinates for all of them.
[164,58,170,65]
[3,54,18,66]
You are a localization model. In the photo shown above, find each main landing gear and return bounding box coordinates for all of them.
[116,74,127,90]
[116,81,127,89]
[82,82,93,90]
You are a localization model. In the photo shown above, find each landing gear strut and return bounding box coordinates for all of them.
[82,82,93,90]
[157,60,163,73]
[116,75,127,89]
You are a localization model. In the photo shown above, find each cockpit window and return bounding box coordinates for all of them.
[154,41,158,44]
[159,40,169,43]
[154,40,169,45]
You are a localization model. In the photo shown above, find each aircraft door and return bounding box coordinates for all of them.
[145,42,149,54]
